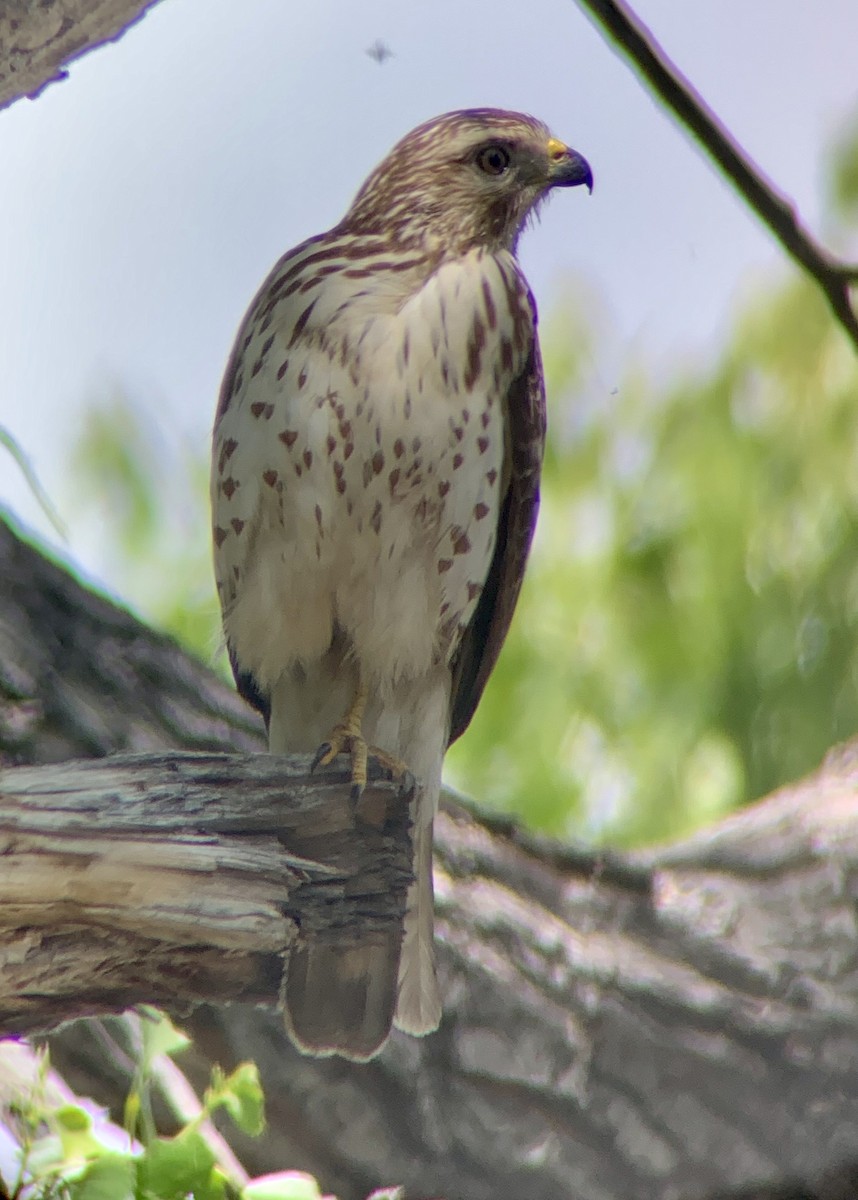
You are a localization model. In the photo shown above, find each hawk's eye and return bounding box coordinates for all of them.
[476,144,511,176]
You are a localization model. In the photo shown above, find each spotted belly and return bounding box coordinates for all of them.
[212,248,525,698]
[214,371,502,698]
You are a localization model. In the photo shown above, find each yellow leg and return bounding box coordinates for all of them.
[311,679,409,801]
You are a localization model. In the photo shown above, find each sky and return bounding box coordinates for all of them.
[0,0,856,597]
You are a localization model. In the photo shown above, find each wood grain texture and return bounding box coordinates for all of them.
[0,750,412,1035]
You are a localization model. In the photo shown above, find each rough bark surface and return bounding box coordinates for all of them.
[0,751,413,1035]
[0,0,159,111]
[5,520,858,1200]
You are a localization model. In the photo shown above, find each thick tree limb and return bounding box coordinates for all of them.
[575,0,858,352]
[0,515,264,764]
[0,0,159,111]
[6,518,858,1200]
[0,751,412,1036]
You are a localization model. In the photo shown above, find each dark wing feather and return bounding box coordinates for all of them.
[215,318,273,729]
[228,644,271,729]
[448,340,547,745]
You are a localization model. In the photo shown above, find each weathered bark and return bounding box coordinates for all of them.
[6,523,858,1200]
[0,516,264,764]
[0,751,412,1035]
[0,0,160,112]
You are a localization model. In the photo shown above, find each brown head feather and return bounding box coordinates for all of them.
[341,108,589,257]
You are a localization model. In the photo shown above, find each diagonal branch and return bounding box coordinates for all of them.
[576,0,858,351]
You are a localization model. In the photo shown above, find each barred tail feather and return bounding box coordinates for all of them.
[272,666,448,1057]
[284,931,401,1061]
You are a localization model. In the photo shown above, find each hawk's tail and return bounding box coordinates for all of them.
[275,667,446,1058]
[284,930,401,1062]
[394,813,442,1035]
[283,789,441,1058]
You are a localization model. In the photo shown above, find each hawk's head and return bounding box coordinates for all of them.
[342,108,592,256]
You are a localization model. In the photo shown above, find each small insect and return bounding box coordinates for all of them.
[365,38,394,65]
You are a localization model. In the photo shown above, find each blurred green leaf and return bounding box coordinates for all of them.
[139,1130,220,1200]
[68,1154,135,1200]
[138,1009,192,1062]
[55,1106,105,1161]
[63,390,225,669]
[206,1064,265,1137]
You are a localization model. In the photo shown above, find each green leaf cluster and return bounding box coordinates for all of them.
[0,1024,329,1200]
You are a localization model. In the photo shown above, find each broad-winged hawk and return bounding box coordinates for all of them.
[211,108,592,1059]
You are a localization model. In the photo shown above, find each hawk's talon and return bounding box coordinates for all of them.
[311,720,369,794]
[366,747,410,782]
[310,741,334,774]
[311,724,409,800]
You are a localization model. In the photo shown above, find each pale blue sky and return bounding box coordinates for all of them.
[1,0,856,592]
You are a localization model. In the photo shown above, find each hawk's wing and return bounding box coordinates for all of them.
[214,300,273,729]
[448,339,547,745]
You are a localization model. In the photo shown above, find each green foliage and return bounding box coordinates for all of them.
[203,1066,265,1140]
[136,1130,223,1200]
[0,1024,304,1200]
[64,394,225,670]
[449,275,858,842]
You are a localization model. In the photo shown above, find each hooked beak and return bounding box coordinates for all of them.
[547,138,594,193]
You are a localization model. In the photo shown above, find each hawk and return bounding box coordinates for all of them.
[211,109,592,1059]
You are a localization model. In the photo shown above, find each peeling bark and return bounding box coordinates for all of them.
[0,750,412,1035]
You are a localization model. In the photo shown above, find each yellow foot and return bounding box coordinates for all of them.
[311,724,368,801]
[311,729,409,803]
[309,680,410,802]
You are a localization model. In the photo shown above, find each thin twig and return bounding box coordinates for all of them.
[576,0,858,351]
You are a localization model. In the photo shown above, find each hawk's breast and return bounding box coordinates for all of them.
[212,246,535,696]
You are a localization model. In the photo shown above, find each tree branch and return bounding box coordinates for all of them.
[0,751,412,1037]
[576,0,858,351]
[0,1,160,112]
[7,517,858,1197]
